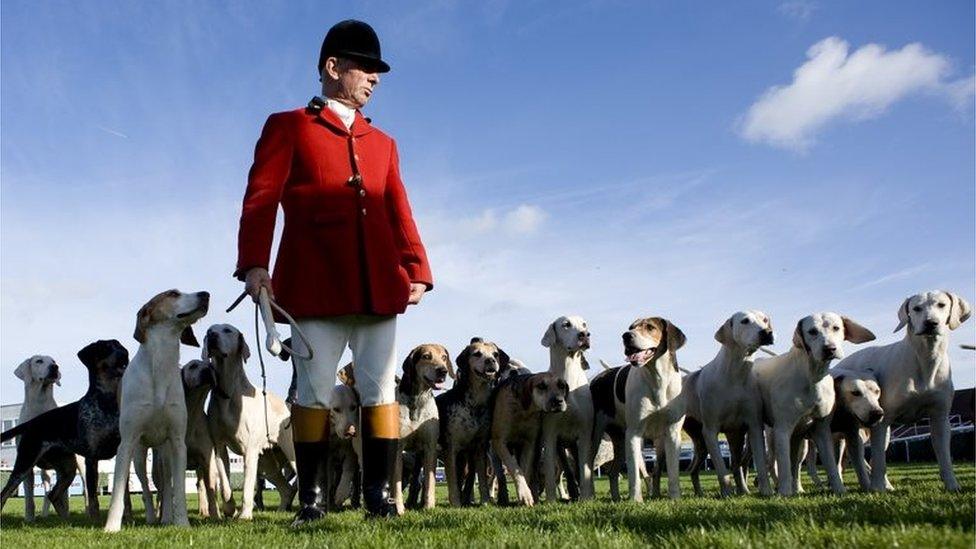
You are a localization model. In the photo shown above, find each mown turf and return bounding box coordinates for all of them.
[0,463,972,548]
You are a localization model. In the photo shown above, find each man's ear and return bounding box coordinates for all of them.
[540,323,557,348]
[714,318,735,346]
[945,291,972,330]
[893,297,910,333]
[841,316,876,344]
[181,326,200,348]
[14,359,30,381]
[238,332,251,362]
[793,320,808,351]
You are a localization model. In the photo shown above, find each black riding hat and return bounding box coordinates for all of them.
[318,19,390,75]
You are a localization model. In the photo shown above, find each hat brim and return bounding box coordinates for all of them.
[341,53,390,73]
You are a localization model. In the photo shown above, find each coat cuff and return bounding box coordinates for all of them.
[404,263,433,291]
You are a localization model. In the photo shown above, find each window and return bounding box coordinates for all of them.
[1,419,15,446]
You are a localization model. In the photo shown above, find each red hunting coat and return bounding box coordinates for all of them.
[235,103,433,319]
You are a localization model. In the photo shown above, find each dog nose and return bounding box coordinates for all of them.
[923,320,939,330]
[198,291,210,303]
[623,332,633,342]
[868,409,884,424]
[436,367,448,379]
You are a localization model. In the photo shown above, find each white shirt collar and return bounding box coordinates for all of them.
[320,95,356,130]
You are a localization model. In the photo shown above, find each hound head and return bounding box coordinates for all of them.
[622,317,686,369]
[792,313,875,364]
[714,310,774,352]
[15,355,60,388]
[133,289,210,346]
[181,359,228,398]
[832,371,884,426]
[456,338,510,382]
[541,315,591,354]
[894,291,972,337]
[499,358,531,382]
[520,372,568,413]
[202,324,250,363]
[401,344,452,393]
[77,339,129,392]
[330,384,361,440]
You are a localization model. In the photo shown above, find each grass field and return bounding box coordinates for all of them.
[1,462,972,548]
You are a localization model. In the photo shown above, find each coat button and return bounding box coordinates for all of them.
[359,189,366,197]
[361,208,367,216]
[354,154,360,161]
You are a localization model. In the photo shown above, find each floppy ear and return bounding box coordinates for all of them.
[665,320,687,352]
[540,323,557,348]
[77,342,101,369]
[53,365,62,386]
[455,346,472,381]
[580,355,590,371]
[14,359,30,381]
[133,303,152,344]
[181,326,200,348]
[893,297,910,333]
[841,317,875,344]
[793,320,809,351]
[440,346,456,380]
[714,318,735,346]
[238,332,251,362]
[469,337,484,344]
[519,377,535,410]
[400,349,418,394]
[200,332,211,360]
[945,292,972,330]
[497,345,511,371]
[338,362,356,387]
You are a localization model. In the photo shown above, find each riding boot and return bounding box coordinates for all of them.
[360,403,400,518]
[290,405,329,527]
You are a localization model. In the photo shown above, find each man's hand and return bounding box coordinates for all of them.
[245,267,274,303]
[408,283,426,305]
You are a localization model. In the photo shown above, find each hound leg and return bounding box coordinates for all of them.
[473,446,490,505]
[77,456,91,517]
[609,434,623,502]
[239,449,260,520]
[773,428,794,496]
[703,425,732,497]
[930,413,960,492]
[491,450,510,505]
[869,423,891,492]
[494,440,532,506]
[214,446,236,516]
[132,446,155,524]
[835,438,846,478]
[393,443,405,516]
[805,440,824,489]
[748,423,772,497]
[542,427,560,503]
[261,459,293,512]
[664,425,682,499]
[790,436,805,494]
[812,421,845,494]
[687,431,706,497]
[727,430,748,495]
[521,442,540,504]
[445,448,461,507]
[84,458,100,519]
[423,447,437,510]
[47,464,73,519]
[104,437,136,532]
[845,431,871,490]
[23,468,37,522]
[204,452,221,519]
[577,433,594,501]
[625,429,644,502]
[650,442,662,498]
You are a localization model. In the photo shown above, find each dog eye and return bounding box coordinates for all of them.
[937,302,946,308]
[851,390,862,397]
[562,321,571,328]
[832,326,840,332]
[492,351,499,357]
[739,319,749,325]
[807,329,817,336]
[473,351,482,357]
[423,353,432,360]
[442,355,449,362]
[913,306,922,312]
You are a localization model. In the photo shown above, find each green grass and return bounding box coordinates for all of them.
[1,462,972,548]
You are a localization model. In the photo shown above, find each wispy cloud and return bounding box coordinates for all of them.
[777,0,817,21]
[739,37,975,151]
[851,264,932,291]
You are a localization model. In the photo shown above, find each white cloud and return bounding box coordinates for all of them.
[777,0,817,21]
[740,37,975,151]
[504,204,547,235]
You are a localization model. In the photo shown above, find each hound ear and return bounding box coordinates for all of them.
[665,320,687,352]
[581,355,590,371]
[238,333,251,362]
[200,332,210,360]
[440,346,456,380]
[945,292,972,330]
[469,337,484,344]
[133,303,151,344]
[841,317,875,344]
[540,323,557,348]
[714,318,735,346]
[181,326,200,348]
[338,362,356,387]
[455,346,472,380]
[894,297,910,333]
[400,349,418,394]
[77,342,101,369]
[519,378,535,410]
[14,359,30,381]
[793,320,808,351]
[497,345,511,372]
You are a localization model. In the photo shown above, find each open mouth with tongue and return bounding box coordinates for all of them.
[626,347,657,366]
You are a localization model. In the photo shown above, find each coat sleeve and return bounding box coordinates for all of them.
[384,139,433,290]
[234,113,293,280]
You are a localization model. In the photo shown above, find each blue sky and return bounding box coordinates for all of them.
[2,0,974,404]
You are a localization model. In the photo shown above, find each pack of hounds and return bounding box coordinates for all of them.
[0,289,970,531]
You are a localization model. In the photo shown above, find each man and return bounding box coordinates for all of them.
[235,19,432,526]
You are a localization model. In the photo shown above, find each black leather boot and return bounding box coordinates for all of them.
[290,406,329,528]
[361,403,400,518]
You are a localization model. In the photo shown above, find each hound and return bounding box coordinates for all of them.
[540,315,594,502]
[803,368,884,491]
[835,291,971,492]
[490,371,568,506]
[13,355,85,521]
[620,317,687,501]
[393,344,451,513]
[436,338,512,507]
[181,359,226,518]
[204,323,296,519]
[327,378,362,509]
[589,364,630,501]
[104,290,208,532]
[753,313,875,497]
[2,340,129,521]
[682,311,774,497]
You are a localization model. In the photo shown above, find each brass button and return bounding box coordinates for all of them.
[361,208,367,216]
[354,154,360,161]
[359,189,366,197]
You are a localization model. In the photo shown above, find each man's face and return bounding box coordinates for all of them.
[322,57,380,109]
